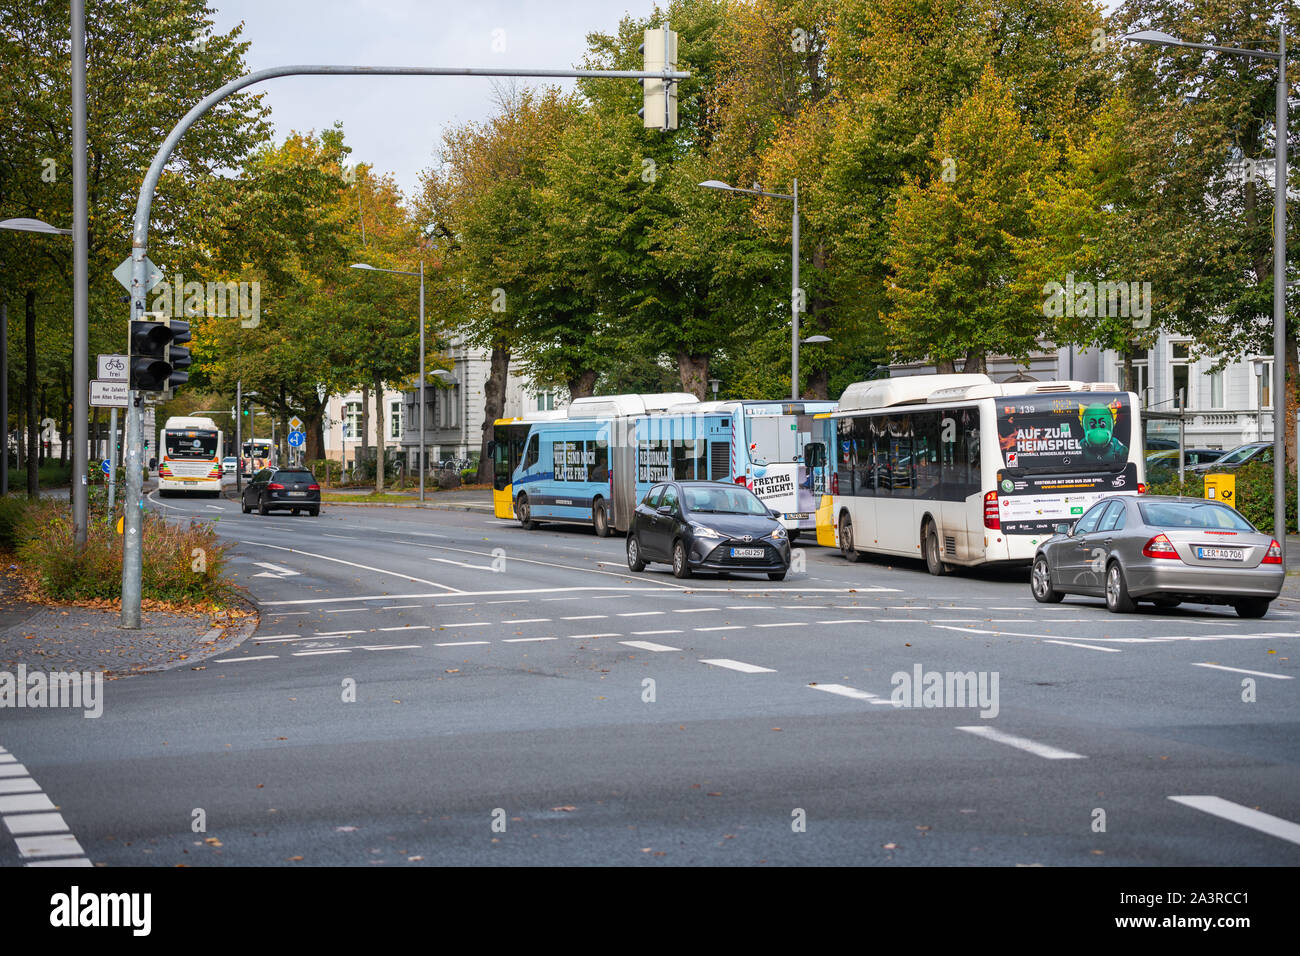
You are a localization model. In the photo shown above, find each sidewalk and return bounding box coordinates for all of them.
[241,485,496,512]
[0,569,257,677]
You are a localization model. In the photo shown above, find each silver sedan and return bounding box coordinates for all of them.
[1030,495,1285,618]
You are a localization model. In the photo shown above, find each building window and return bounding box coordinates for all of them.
[536,391,556,411]
[1205,369,1224,409]
[1256,360,1273,409]
[344,401,362,440]
[1169,342,1190,408]
[390,400,402,439]
[1121,348,1149,405]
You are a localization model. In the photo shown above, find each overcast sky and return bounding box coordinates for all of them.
[209,0,661,202]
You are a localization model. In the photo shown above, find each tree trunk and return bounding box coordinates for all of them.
[58,371,69,466]
[935,358,955,374]
[961,349,985,374]
[373,373,385,494]
[477,341,509,484]
[25,290,37,498]
[677,350,708,399]
[359,383,370,479]
[567,369,598,399]
[1122,349,1135,396]
[304,390,326,464]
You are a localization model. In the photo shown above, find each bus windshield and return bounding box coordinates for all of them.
[165,430,218,460]
[996,392,1132,474]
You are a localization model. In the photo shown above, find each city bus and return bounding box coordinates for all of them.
[158,416,223,497]
[490,410,567,519]
[813,374,1146,572]
[241,438,272,476]
[509,393,698,534]
[635,400,837,538]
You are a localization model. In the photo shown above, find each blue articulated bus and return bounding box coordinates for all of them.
[512,418,613,534]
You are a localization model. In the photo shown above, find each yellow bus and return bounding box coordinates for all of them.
[489,410,567,519]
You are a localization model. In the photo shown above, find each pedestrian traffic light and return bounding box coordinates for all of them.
[639,25,678,131]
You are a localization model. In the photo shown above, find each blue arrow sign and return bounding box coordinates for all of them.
[287,431,305,448]
[100,459,112,475]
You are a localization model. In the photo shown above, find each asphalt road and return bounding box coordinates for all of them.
[2,490,1298,867]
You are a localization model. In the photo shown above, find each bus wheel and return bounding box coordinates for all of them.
[923,520,950,576]
[517,495,536,530]
[839,514,863,563]
[592,499,611,537]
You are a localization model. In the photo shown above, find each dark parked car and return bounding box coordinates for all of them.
[1145,448,1223,480]
[626,480,792,580]
[1030,495,1284,617]
[241,466,321,516]
[1191,441,1273,474]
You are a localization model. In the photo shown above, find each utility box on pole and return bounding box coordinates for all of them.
[640,26,678,130]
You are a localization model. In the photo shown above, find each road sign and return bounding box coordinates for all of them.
[289,416,303,432]
[97,354,128,381]
[100,459,111,475]
[113,256,163,293]
[288,431,305,448]
[90,380,129,408]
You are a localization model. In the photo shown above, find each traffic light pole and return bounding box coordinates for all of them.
[119,58,688,627]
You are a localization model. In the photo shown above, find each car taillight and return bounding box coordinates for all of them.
[983,491,999,530]
[1137,482,1146,494]
[308,483,320,491]
[268,482,285,490]
[1142,533,1180,559]
[734,475,748,487]
[1262,539,1283,564]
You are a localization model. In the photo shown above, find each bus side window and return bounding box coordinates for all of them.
[522,434,539,471]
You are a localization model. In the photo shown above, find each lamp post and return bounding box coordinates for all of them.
[351,260,427,502]
[699,179,802,399]
[1124,24,1289,544]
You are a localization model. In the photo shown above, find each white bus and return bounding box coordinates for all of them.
[812,374,1146,573]
[158,416,223,497]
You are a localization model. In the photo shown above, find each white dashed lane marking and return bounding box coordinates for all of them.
[0,745,90,866]
[1169,796,1300,846]
[1190,663,1293,679]
[957,726,1085,760]
[699,659,776,674]
[1042,640,1122,653]
[620,640,681,652]
[809,683,878,701]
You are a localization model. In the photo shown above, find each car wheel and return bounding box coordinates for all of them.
[241,496,250,514]
[671,539,691,579]
[923,519,950,576]
[839,514,863,563]
[1234,597,1270,619]
[593,499,611,537]
[1105,561,1136,613]
[767,570,787,581]
[308,508,319,517]
[516,494,536,530]
[1030,555,1064,603]
[258,495,268,516]
[627,535,646,572]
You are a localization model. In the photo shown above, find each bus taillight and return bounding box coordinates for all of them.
[983,491,1000,530]
[830,473,838,495]
[1137,482,1147,494]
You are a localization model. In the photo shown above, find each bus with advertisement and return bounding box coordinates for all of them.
[158,416,223,497]
[490,409,569,520]
[812,374,1146,572]
[635,400,837,539]
[240,438,272,476]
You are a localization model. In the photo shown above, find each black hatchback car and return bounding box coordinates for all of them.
[626,480,792,580]
[241,466,321,516]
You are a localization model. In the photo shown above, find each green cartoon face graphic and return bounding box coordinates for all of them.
[1080,405,1115,448]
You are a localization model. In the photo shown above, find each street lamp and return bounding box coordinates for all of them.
[699,178,802,399]
[1123,24,1289,544]
[0,217,74,503]
[350,259,428,501]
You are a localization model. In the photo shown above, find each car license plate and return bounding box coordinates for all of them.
[730,547,764,558]
[1196,546,1244,561]
[289,491,307,497]
[783,513,810,520]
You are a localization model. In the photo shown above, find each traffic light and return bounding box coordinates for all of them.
[163,319,191,398]
[639,25,678,131]
[127,317,191,395]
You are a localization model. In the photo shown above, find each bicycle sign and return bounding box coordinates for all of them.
[97,354,128,381]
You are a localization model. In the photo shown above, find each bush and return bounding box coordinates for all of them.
[460,467,477,484]
[308,459,342,486]
[436,469,461,490]
[13,500,233,604]
[0,496,32,551]
[1146,462,1296,537]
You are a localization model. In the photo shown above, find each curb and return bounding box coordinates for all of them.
[131,588,260,676]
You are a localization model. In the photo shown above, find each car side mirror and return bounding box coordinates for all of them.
[770,508,782,519]
[657,505,673,515]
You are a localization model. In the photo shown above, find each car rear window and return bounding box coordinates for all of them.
[1137,500,1256,531]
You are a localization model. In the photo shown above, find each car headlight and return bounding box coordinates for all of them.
[769,527,787,540]
[691,523,723,539]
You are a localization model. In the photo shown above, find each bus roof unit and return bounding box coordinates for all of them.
[568,393,699,419]
[837,374,991,412]
[924,379,1123,404]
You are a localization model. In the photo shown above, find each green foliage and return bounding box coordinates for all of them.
[12,501,232,603]
[307,459,342,486]
[1145,462,1296,537]
[0,496,31,550]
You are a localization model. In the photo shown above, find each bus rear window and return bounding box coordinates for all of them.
[996,393,1132,473]
[165,431,218,459]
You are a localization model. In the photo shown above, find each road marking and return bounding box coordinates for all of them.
[435,602,476,607]
[213,655,278,663]
[439,622,490,628]
[313,630,358,636]
[817,619,872,624]
[877,618,922,623]
[753,622,806,628]
[570,633,621,639]
[15,833,84,859]
[252,561,300,578]
[1042,640,1122,653]
[1190,663,1293,679]
[268,610,312,615]
[508,618,551,623]
[699,659,775,674]
[430,557,498,571]
[672,608,720,614]
[0,765,31,778]
[620,640,680,652]
[325,607,370,614]
[4,812,70,836]
[293,649,352,656]
[809,683,878,700]
[502,637,556,643]
[379,625,428,632]
[1168,796,1300,846]
[631,629,683,636]
[421,543,696,589]
[562,615,607,620]
[0,793,56,813]
[239,541,465,592]
[258,587,698,607]
[254,637,320,644]
[956,726,1085,760]
[359,645,422,651]
[435,641,490,647]
[0,779,41,794]
[618,611,663,617]
[695,625,743,632]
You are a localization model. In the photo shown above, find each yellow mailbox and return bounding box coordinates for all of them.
[1204,472,1236,509]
